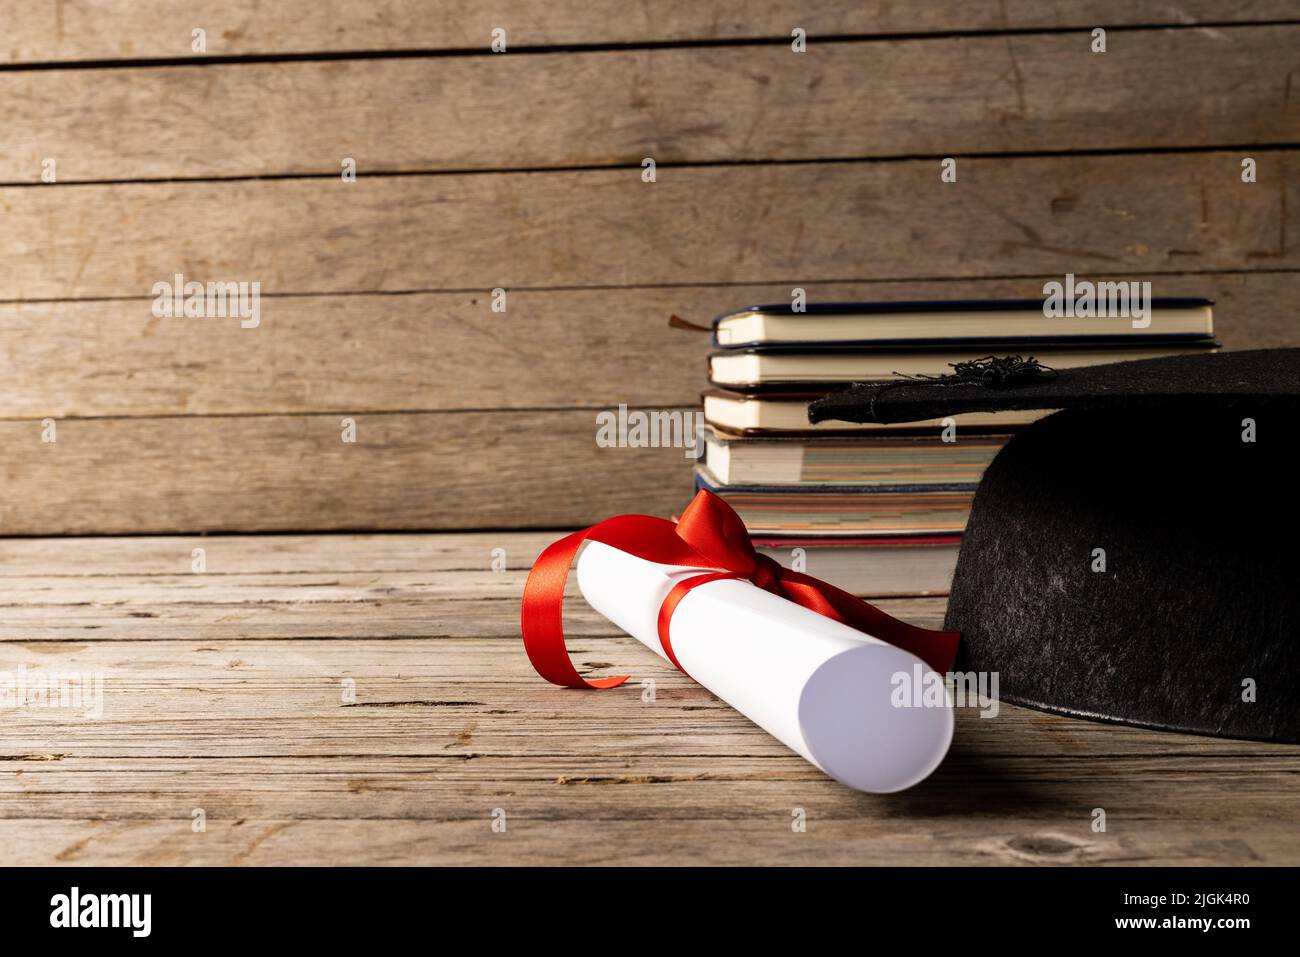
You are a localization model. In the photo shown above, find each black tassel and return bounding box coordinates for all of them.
[894,354,1058,387]
[866,355,1058,420]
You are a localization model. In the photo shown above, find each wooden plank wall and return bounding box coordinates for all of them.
[1,3,1298,533]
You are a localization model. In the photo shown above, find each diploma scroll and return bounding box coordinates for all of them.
[577,541,954,793]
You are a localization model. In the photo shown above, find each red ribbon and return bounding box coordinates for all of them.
[521,489,960,688]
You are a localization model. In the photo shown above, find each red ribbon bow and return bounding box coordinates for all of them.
[521,489,960,688]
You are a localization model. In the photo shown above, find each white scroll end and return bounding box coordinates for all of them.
[799,644,954,793]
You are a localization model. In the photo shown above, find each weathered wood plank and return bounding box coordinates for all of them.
[0,636,1295,762]
[7,28,1299,181]
[0,599,943,643]
[0,597,581,640]
[0,530,561,575]
[2,272,1295,419]
[5,754,1298,825]
[1,153,1294,300]
[4,815,1292,866]
[2,1,1295,64]
[0,410,697,533]
[0,530,948,631]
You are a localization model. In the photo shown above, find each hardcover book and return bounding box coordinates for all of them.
[711,298,1215,349]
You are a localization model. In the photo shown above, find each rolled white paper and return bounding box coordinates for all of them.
[576,541,953,793]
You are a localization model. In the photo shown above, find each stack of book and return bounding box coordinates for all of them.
[697,298,1217,596]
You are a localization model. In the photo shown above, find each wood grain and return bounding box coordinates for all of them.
[1,532,1295,865]
[2,816,1290,866]
[7,27,1299,181]
[2,272,1296,419]
[3,1,1295,64]
[0,528,564,574]
[2,152,1295,300]
[0,409,697,533]
[0,529,945,635]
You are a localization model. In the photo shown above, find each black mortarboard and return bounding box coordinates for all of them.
[809,349,1300,742]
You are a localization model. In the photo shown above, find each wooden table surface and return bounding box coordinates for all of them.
[2,531,1296,866]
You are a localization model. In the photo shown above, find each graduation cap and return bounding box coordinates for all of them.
[809,348,1300,742]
